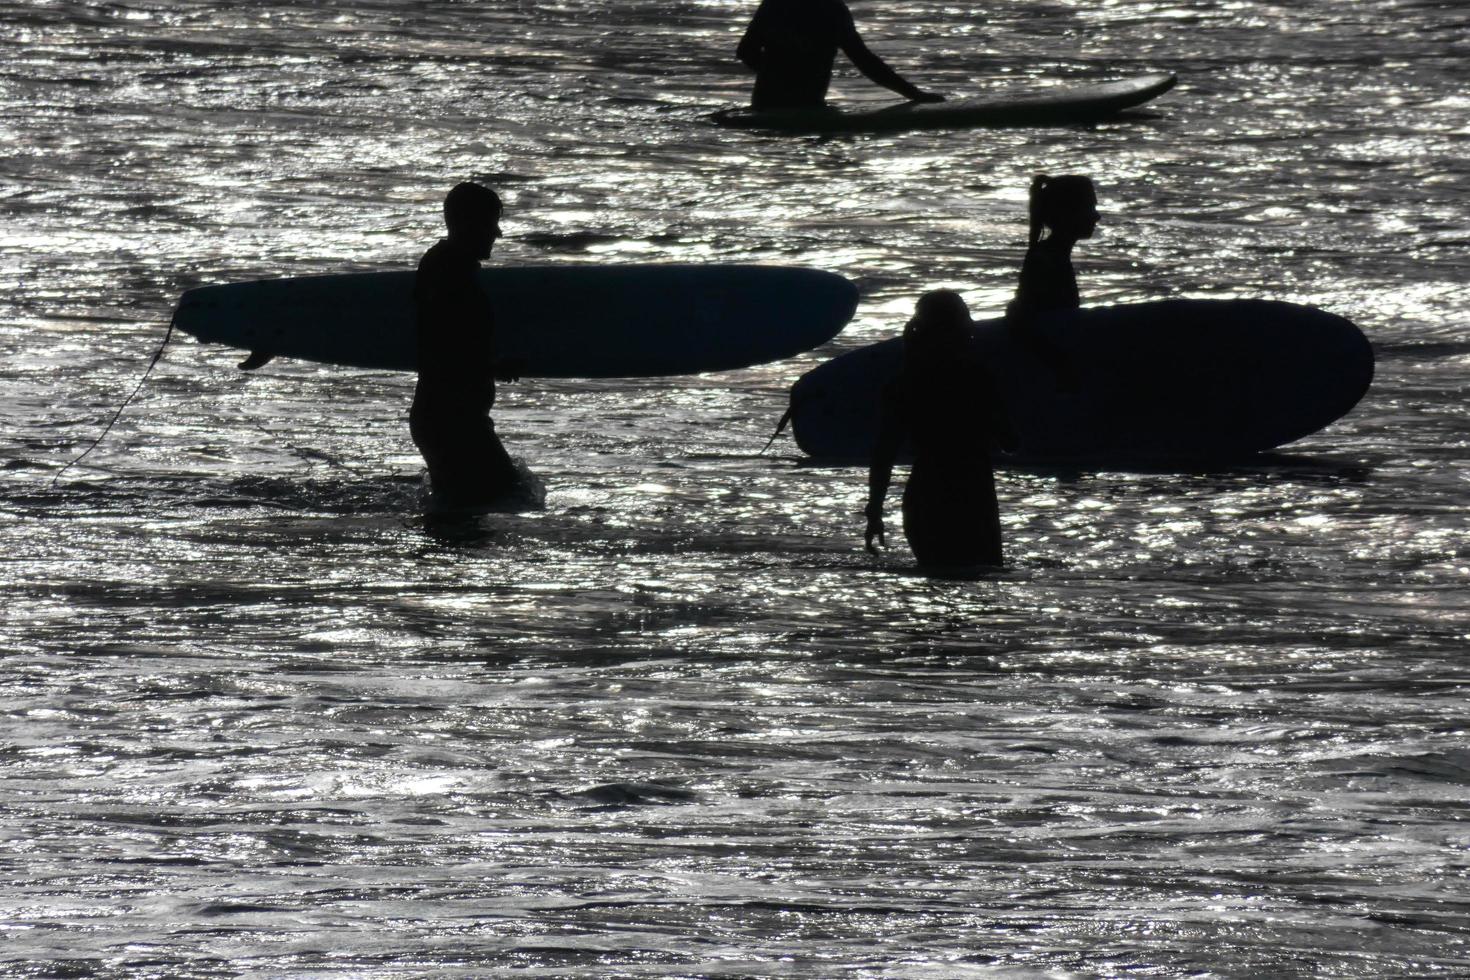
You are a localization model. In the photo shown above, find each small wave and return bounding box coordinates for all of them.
[558,782,699,807]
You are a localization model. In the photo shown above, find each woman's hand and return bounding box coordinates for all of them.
[864,502,886,554]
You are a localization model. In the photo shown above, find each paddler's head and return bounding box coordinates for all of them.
[1028,174,1098,244]
[444,181,503,259]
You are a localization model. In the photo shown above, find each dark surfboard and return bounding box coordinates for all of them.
[786,299,1373,464]
[174,265,858,378]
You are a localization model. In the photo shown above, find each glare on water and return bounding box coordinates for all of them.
[1,0,1468,975]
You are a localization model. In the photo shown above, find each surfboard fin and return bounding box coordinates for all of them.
[758,405,794,455]
[238,350,275,371]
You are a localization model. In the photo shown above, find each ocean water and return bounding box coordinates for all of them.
[2,0,1468,975]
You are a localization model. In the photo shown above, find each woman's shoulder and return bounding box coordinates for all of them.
[1013,241,1077,310]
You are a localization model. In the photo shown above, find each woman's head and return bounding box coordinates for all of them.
[903,289,972,363]
[1027,174,1098,244]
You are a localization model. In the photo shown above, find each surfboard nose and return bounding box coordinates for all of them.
[172,284,223,340]
[798,269,860,345]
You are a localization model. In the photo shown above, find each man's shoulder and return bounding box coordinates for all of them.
[416,239,477,280]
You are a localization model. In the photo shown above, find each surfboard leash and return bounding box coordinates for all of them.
[49,312,370,487]
[49,312,177,488]
[238,412,370,479]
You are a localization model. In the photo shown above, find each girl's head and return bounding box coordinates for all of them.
[1027,174,1098,244]
[903,289,972,366]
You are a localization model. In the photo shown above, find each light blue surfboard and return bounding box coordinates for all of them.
[174,264,858,378]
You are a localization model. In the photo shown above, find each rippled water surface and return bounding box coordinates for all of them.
[2,1,1468,975]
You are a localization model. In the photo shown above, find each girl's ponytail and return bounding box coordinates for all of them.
[1027,174,1050,245]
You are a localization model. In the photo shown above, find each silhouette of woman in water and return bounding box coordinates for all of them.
[1005,174,1098,387]
[737,0,944,110]
[865,290,1016,569]
[411,182,523,510]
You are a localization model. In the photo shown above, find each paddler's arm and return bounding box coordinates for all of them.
[736,1,771,70]
[837,12,944,103]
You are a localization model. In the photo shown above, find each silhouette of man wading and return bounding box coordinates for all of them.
[738,0,943,109]
[411,182,521,509]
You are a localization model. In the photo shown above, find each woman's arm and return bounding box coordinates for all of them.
[980,366,1019,453]
[865,384,905,551]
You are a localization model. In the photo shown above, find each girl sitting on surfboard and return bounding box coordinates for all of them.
[1009,173,1098,315]
[865,290,1016,569]
[1006,173,1098,388]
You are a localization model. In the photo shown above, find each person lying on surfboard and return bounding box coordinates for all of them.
[865,290,1016,569]
[411,182,525,510]
[737,0,944,110]
[1004,173,1097,389]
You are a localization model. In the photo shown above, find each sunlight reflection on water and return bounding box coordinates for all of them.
[2,0,1469,975]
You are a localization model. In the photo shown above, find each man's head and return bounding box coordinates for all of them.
[443,181,502,258]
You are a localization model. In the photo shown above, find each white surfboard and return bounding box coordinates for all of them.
[174,264,859,378]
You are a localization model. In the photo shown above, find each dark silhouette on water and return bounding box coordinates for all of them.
[1008,173,1097,316]
[737,0,944,109]
[1005,173,1098,389]
[411,182,525,510]
[865,290,1016,569]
